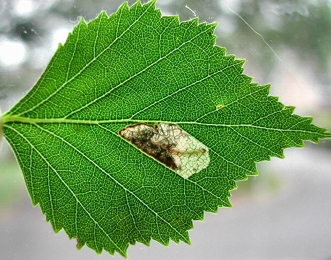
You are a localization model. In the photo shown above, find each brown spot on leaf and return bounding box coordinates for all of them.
[119,123,179,170]
[119,123,210,178]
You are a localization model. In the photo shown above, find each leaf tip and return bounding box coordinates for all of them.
[315,130,331,142]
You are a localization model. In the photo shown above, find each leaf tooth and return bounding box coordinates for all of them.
[155,237,170,247]
[241,74,253,85]
[276,150,286,159]
[222,54,247,76]
[131,0,143,10]
[235,58,246,68]
[78,16,87,27]
[199,21,220,45]
[191,17,200,26]
[172,230,191,245]
[107,5,118,20]
[119,1,130,14]
[142,0,157,10]
[285,106,296,114]
[84,11,108,36]
[179,17,199,30]
[153,230,189,246]
[224,197,233,208]
[197,21,211,31]
[94,10,108,23]
[207,204,220,213]
[224,54,237,64]
[211,34,217,45]
[208,21,218,31]
[269,95,280,103]
[213,45,227,56]
[87,239,127,258]
[161,15,181,31]
[31,198,60,234]
[154,5,162,19]
[60,17,87,51]
[208,24,219,46]
[99,10,107,17]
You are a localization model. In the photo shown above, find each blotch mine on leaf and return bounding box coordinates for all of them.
[119,123,210,178]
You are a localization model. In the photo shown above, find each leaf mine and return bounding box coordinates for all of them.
[119,123,210,178]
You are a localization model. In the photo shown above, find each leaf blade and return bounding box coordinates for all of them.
[2,0,330,256]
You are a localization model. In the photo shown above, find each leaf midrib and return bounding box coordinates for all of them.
[2,115,326,136]
[4,114,326,179]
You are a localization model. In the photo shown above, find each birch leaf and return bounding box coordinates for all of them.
[1,0,330,257]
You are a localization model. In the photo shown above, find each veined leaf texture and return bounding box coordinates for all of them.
[1,0,330,257]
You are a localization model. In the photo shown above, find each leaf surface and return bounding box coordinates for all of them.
[2,0,330,256]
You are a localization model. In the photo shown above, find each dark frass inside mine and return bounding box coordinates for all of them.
[119,123,210,179]
[119,123,179,170]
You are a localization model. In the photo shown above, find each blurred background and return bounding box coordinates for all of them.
[0,0,331,259]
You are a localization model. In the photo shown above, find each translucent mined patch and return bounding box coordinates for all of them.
[119,123,210,178]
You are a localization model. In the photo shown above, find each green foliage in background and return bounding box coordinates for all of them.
[0,0,330,257]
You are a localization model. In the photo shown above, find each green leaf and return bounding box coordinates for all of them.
[1,0,330,257]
